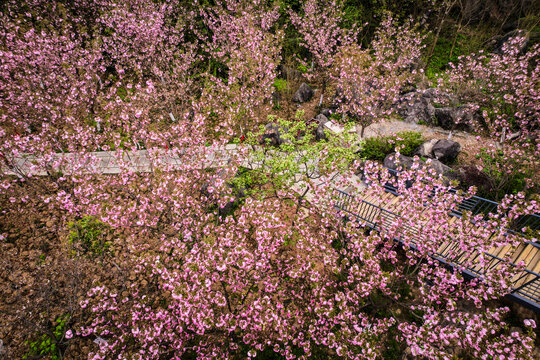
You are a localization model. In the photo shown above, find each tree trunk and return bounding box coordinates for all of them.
[426,2,456,70]
[449,15,463,60]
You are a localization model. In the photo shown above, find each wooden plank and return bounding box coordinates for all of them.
[511,243,533,264]
[532,253,540,274]
[489,244,512,259]
[436,241,452,255]
[455,248,480,268]
[513,250,540,288]
[525,249,540,272]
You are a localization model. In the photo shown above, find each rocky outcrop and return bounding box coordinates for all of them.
[415,139,461,163]
[433,106,475,131]
[396,91,435,124]
[383,153,415,172]
[260,123,291,146]
[293,83,314,103]
[394,89,479,131]
[320,108,332,117]
[384,153,458,181]
[315,114,329,141]
[458,165,492,195]
[415,139,439,158]
[432,139,461,163]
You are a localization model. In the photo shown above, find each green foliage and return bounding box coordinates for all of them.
[474,148,534,201]
[231,167,265,190]
[297,63,308,73]
[24,314,70,360]
[381,325,403,360]
[243,114,357,198]
[425,22,497,81]
[426,35,464,79]
[68,216,110,257]
[358,132,424,161]
[273,78,288,92]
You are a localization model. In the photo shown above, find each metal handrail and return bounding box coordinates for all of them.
[333,189,540,311]
[383,168,539,232]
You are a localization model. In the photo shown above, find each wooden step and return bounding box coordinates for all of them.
[513,250,540,288]
[511,243,533,264]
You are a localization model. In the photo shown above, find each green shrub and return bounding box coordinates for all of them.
[297,63,308,73]
[24,314,70,360]
[273,78,288,92]
[358,131,424,161]
[68,216,110,257]
[474,147,535,201]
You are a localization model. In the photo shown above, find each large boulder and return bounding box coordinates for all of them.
[433,107,455,130]
[427,159,458,181]
[383,153,458,181]
[395,91,436,124]
[433,106,475,131]
[395,89,466,126]
[320,108,332,117]
[458,165,492,195]
[415,139,439,158]
[432,139,461,163]
[383,153,415,172]
[315,114,329,141]
[293,82,314,103]
[260,123,291,146]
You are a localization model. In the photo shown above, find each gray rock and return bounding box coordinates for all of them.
[315,114,329,141]
[427,159,455,179]
[415,139,439,158]
[422,87,438,99]
[383,153,415,172]
[259,133,280,146]
[433,106,476,131]
[454,106,476,130]
[432,139,461,163]
[458,165,492,194]
[260,123,291,146]
[384,153,458,181]
[424,159,459,183]
[395,91,436,124]
[320,108,332,117]
[434,107,455,130]
[293,83,314,103]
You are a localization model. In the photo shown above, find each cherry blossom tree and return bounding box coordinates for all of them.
[435,37,539,199]
[334,14,425,138]
[290,0,359,107]
[437,38,539,149]
[197,0,283,139]
[0,2,538,359]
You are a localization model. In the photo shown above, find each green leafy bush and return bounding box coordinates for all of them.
[24,314,70,360]
[473,147,535,201]
[358,131,424,161]
[68,216,110,257]
[273,78,288,92]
